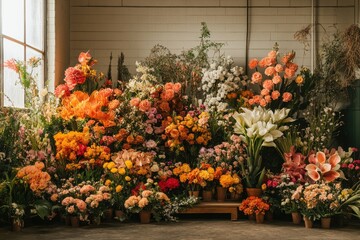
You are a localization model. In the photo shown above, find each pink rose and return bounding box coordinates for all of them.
[264,57,276,66]
[248,58,258,69]
[251,72,263,84]
[64,67,86,90]
[282,92,293,102]
[54,84,70,98]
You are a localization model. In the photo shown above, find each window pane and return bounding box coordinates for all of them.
[3,39,25,108]
[26,0,44,50]
[26,47,44,92]
[1,0,24,41]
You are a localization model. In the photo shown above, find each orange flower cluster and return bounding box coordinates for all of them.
[163,112,211,151]
[247,49,298,107]
[82,143,111,167]
[57,88,121,127]
[239,196,270,215]
[17,161,51,195]
[54,130,90,161]
[219,173,241,188]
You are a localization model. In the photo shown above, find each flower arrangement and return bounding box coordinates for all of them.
[292,182,344,220]
[124,182,170,222]
[233,106,293,188]
[239,196,270,215]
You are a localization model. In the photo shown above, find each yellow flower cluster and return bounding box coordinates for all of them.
[54,130,90,161]
[220,173,241,188]
[163,112,211,151]
[83,143,111,165]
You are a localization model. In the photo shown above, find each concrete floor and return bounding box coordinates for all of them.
[0,217,359,240]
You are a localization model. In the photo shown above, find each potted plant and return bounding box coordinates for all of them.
[239,196,270,223]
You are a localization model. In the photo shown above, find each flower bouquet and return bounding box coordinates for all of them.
[233,106,293,188]
[239,196,270,223]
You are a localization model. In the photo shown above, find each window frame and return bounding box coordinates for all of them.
[0,0,47,107]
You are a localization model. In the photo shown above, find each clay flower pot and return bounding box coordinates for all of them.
[256,213,265,224]
[246,188,262,197]
[70,216,80,227]
[303,216,313,228]
[216,187,227,202]
[321,217,331,229]
[139,210,151,224]
[202,190,213,202]
[291,212,302,224]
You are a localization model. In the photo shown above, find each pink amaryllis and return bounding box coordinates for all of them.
[305,151,341,182]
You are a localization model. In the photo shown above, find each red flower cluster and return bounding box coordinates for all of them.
[158,177,180,192]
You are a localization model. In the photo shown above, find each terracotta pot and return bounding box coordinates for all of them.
[230,192,240,201]
[139,210,151,224]
[64,215,71,226]
[216,187,227,202]
[70,216,80,227]
[321,217,331,229]
[202,190,213,202]
[104,208,113,221]
[114,210,125,221]
[189,190,200,198]
[248,214,256,221]
[303,216,313,228]
[291,212,302,224]
[256,213,265,224]
[246,188,262,197]
[91,216,101,226]
[11,219,23,232]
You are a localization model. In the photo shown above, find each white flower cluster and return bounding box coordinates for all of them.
[127,61,157,99]
[200,56,247,113]
[233,106,294,147]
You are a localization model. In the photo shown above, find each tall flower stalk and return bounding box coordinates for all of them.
[233,106,293,188]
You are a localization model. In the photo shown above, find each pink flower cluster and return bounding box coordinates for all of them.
[283,146,306,183]
[61,197,87,215]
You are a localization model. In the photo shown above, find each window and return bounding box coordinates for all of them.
[0,0,45,107]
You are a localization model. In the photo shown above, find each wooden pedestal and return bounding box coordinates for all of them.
[181,202,240,221]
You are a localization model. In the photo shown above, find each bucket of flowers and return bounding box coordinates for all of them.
[239,196,270,223]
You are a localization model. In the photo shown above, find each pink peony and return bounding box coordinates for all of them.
[64,67,86,90]
[54,84,70,98]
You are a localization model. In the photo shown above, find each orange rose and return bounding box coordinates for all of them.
[284,68,295,78]
[130,97,141,107]
[248,58,258,69]
[161,89,175,101]
[109,99,120,110]
[251,72,263,84]
[264,66,275,76]
[282,92,292,102]
[159,101,170,112]
[262,79,274,90]
[138,99,151,112]
[170,129,180,139]
[271,90,280,100]
[173,82,182,93]
[274,64,284,73]
[164,82,174,90]
[272,75,282,84]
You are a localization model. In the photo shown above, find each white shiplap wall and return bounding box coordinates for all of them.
[69,0,357,78]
